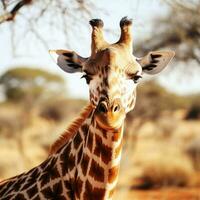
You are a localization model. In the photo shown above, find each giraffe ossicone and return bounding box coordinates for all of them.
[0,17,175,200]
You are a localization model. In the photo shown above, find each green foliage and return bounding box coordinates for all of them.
[0,67,65,102]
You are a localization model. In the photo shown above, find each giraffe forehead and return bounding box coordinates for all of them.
[98,65,122,77]
[96,64,140,83]
[84,45,141,75]
[90,61,142,80]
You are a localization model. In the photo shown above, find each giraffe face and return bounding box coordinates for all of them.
[50,17,175,129]
[81,47,142,129]
[83,47,141,113]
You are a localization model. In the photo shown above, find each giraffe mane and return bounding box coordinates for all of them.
[49,103,94,155]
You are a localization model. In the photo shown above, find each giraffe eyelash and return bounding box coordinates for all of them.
[81,74,92,84]
[133,75,142,83]
[127,73,142,83]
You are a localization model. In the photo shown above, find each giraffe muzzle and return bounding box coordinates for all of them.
[97,98,122,114]
[95,98,125,130]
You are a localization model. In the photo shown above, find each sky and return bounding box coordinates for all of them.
[0,0,200,99]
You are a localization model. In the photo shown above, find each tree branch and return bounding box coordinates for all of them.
[2,0,7,10]
[0,0,32,24]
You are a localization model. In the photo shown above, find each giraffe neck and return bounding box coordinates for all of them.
[77,119,123,200]
[55,107,124,199]
[60,109,124,200]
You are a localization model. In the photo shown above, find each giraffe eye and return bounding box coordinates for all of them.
[127,73,142,83]
[81,74,92,84]
[133,75,142,83]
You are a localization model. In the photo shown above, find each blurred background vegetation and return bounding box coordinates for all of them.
[0,0,200,199]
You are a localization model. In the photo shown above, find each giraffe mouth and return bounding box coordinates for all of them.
[94,110,125,130]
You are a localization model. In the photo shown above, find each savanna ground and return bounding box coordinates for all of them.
[0,80,200,200]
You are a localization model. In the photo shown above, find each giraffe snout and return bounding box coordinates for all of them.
[97,98,122,114]
[95,98,125,130]
[95,98,125,129]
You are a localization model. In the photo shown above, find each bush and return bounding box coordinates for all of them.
[185,137,200,170]
[185,104,200,120]
[39,98,87,122]
[127,80,189,121]
[131,141,194,189]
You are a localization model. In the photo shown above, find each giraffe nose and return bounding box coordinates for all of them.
[112,103,121,113]
[97,98,122,114]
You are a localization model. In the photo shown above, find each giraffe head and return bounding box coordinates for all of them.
[50,17,174,130]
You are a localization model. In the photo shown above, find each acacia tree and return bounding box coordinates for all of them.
[134,0,200,65]
[0,67,65,102]
[0,0,98,56]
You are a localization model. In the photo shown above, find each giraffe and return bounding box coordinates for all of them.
[0,17,174,200]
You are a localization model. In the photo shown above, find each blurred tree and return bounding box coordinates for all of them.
[134,0,200,65]
[0,67,65,102]
[127,80,189,120]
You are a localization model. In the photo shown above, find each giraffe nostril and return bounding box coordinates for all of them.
[113,104,120,113]
[98,101,108,113]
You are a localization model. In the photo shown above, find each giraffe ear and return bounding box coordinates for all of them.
[136,50,175,75]
[49,49,87,73]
